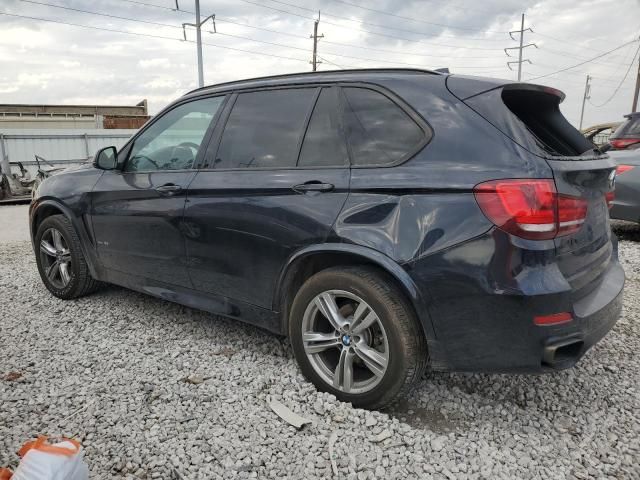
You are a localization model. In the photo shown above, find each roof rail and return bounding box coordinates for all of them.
[183,68,443,96]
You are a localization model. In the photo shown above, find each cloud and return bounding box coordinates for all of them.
[0,0,637,127]
[138,58,172,69]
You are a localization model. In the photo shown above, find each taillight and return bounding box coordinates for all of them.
[473,179,588,240]
[616,164,634,175]
[557,194,588,235]
[610,138,640,150]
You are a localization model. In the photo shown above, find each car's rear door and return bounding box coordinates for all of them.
[90,95,226,288]
[183,86,350,309]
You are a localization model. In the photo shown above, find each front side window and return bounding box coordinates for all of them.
[125,96,224,172]
[342,87,425,166]
[214,88,316,169]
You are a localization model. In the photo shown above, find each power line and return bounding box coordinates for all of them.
[16,0,508,68]
[216,16,504,59]
[211,15,507,60]
[117,0,183,12]
[111,2,508,60]
[114,0,512,59]
[0,11,310,63]
[263,0,508,35]
[538,45,631,67]
[24,0,630,84]
[13,0,634,87]
[593,42,638,84]
[316,55,350,69]
[533,31,630,59]
[209,31,506,69]
[114,0,635,63]
[235,0,506,51]
[525,63,625,84]
[115,0,505,51]
[588,42,640,107]
[19,0,181,29]
[318,38,501,60]
[526,37,640,81]
[0,8,503,73]
[329,0,505,16]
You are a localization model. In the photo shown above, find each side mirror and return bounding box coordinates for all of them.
[94,146,118,170]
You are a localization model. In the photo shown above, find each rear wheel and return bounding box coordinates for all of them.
[289,266,427,409]
[35,215,100,299]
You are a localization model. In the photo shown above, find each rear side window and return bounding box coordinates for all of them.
[298,87,349,167]
[215,88,316,169]
[342,87,425,166]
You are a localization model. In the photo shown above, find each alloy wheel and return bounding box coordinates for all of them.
[301,290,389,394]
[39,228,72,289]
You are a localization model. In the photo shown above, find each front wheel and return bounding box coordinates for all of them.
[289,266,427,409]
[34,214,100,299]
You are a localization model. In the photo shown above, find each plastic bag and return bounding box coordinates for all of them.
[6,436,89,480]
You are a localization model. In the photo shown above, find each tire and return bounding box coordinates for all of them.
[289,266,427,409]
[34,214,100,299]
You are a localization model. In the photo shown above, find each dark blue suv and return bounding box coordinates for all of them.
[30,69,624,408]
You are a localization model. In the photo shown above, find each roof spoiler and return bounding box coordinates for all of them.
[502,83,566,103]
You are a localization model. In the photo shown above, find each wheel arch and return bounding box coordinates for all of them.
[30,199,101,278]
[275,243,436,342]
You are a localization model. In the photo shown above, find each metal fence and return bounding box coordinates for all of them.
[0,128,136,177]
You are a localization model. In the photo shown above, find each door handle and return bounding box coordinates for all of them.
[155,183,183,195]
[292,181,335,194]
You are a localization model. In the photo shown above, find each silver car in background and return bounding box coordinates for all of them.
[610,149,640,224]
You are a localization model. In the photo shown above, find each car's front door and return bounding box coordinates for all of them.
[183,86,351,308]
[90,95,226,288]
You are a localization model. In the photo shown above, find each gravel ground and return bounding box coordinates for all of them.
[1,208,639,479]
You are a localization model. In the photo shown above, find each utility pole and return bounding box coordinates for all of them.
[505,13,537,81]
[180,0,216,88]
[632,53,640,113]
[579,75,591,130]
[310,11,324,72]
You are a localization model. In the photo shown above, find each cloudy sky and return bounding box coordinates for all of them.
[0,0,639,127]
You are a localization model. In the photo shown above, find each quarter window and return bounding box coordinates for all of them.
[125,96,224,172]
[214,88,316,169]
[342,87,425,166]
[298,87,349,167]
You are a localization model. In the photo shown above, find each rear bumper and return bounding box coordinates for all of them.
[413,233,625,373]
[540,262,624,370]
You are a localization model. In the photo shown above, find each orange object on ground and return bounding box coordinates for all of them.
[17,436,80,458]
[3,436,88,480]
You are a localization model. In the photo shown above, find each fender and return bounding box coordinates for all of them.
[275,242,437,342]
[30,198,102,279]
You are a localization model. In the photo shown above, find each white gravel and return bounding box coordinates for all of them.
[1,208,639,479]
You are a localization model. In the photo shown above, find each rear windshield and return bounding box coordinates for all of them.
[612,116,640,138]
[463,85,596,158]
[501,88,594,156]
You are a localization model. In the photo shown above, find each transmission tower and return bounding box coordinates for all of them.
[505,13,537,81]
